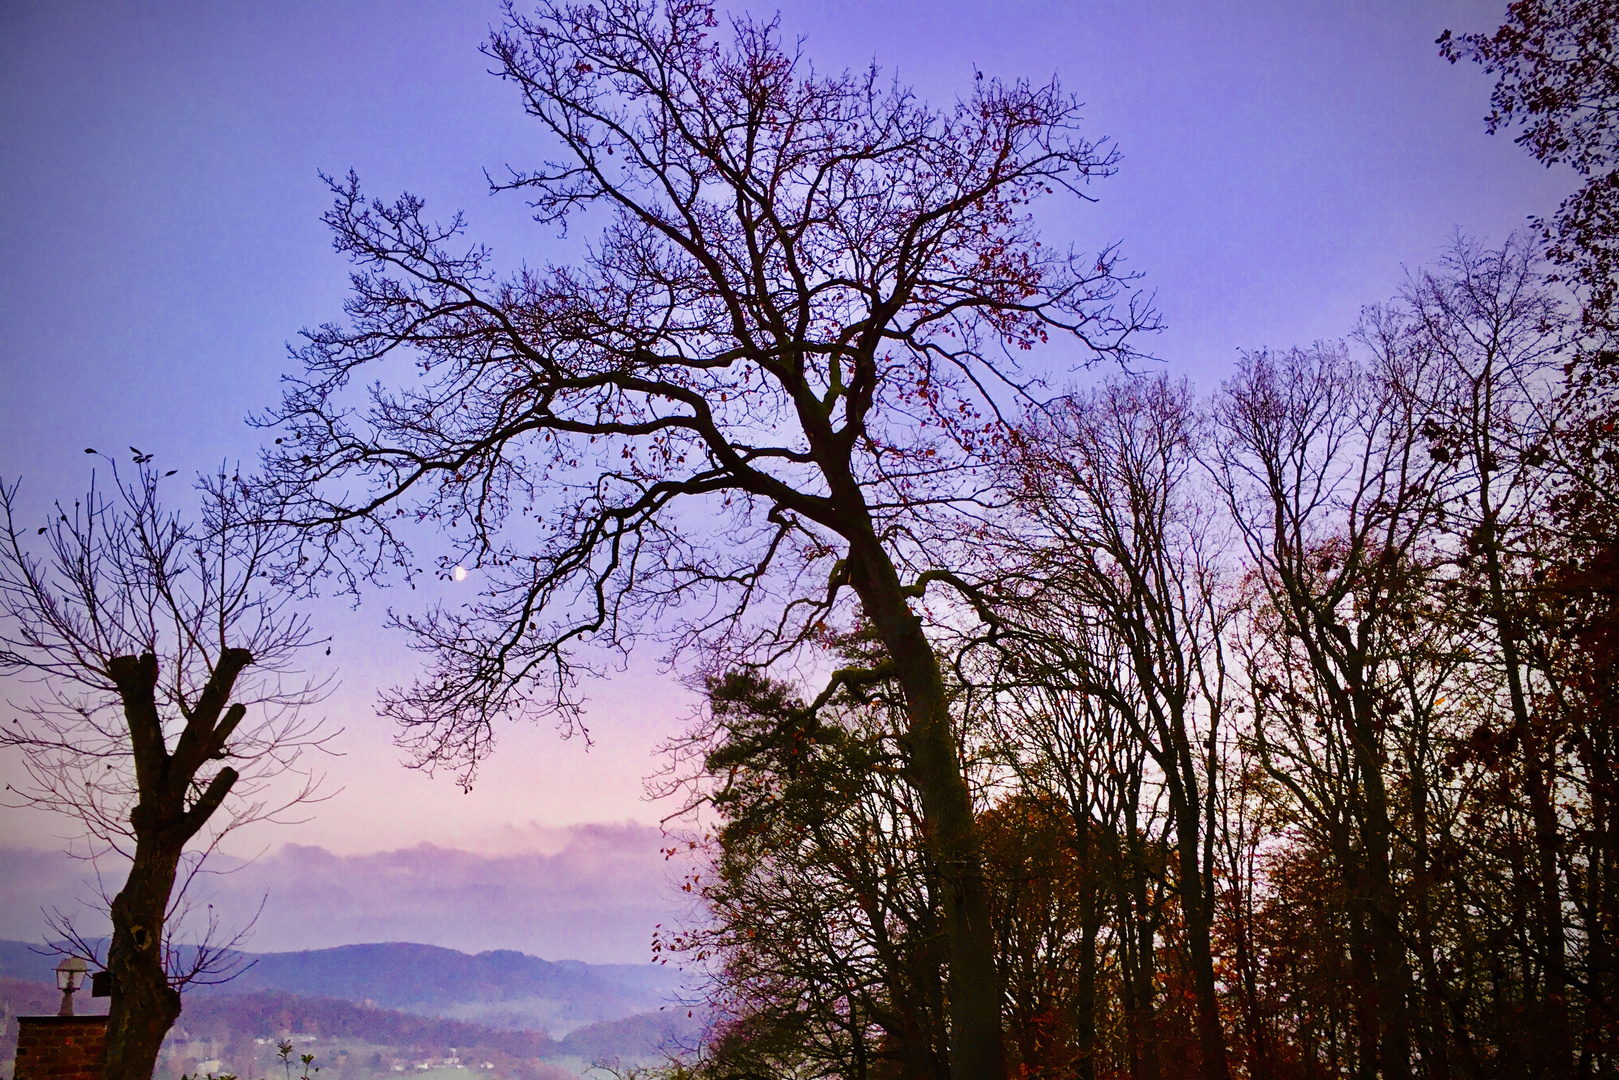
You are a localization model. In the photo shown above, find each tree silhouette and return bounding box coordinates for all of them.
[0,462,332,1080]
[262,3,1153,1072]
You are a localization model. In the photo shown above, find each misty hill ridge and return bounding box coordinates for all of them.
[0,940,683,1033]
[173,986,703,1063]
[206,942,678,1020]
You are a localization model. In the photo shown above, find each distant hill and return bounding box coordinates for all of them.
[0,940,686,1035]
[205,943,678,1031]
[554,1010,704,1066]
[172,989,702,1064]
[0,942,57,985]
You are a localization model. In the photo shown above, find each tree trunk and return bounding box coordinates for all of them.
[1121,795,1161,1080]
[1071,808,1099,1080]
[103,844,183,1080]
[102,652,185,1080]
[1343,856,1380,1080]
[1164,764,1233,1080]
[847,538,1007,1079]
[102,650,245,1080]
[1409,738,1452,1080]
[1586,717,1617,1080]
[1348,698,1412,1080]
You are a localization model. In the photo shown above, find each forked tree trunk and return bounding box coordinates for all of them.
[103,651,246,1080]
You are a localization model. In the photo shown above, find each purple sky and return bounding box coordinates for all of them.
[0,1,1576,956]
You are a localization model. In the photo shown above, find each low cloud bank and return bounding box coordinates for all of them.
[0,822,692,964]
[0,845,114,940]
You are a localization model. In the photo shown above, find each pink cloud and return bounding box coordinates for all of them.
[0,823,699,965]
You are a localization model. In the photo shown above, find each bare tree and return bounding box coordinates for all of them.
[1402,232,1580,1071]
[989,376,1235,1079]
[1210,336,1458,1080]
[260,3,1154,1072]
[0,460,332,1080]
[980,623,1171,1080]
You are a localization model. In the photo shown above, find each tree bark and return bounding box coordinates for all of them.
[1347,685,1413,1080]
[102,650,247,1080]
[1344,881,1379,1080]
[846,537,1007,1079]
[103,845,183,1080]
[1073,814,1100,1080]
[1408,726,1453,1080]
[1120,794,1161,1080]
[1164,762,1233,1080]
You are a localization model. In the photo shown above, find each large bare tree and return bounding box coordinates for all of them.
[1210,337,1457,1080]
[261,2,1153,1073]
[0,461,331,1080]
[1402,233,1579,1071]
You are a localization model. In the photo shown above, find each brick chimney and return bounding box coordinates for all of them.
[13,1016,109,1080]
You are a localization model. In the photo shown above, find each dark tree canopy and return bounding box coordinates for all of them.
[651,237,1619,1079]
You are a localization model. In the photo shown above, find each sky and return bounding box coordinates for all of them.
[0,0,1576,960]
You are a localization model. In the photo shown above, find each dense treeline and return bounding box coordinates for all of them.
[657,233,1619,1080]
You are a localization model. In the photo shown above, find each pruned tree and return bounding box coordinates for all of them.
[261,2,1154,1072]
[0,461,332,1080]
